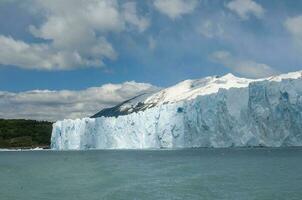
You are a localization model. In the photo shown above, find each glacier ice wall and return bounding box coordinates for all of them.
[51,78,302,150]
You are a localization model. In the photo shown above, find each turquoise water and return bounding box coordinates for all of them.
[1,148,302,200]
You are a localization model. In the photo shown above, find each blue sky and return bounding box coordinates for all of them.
[1,0,302,92]
[1,0,302,120]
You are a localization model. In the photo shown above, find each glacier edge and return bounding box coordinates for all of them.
[51,77,302,150]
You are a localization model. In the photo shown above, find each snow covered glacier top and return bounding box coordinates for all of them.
[52,71,302,150]
[92,71,302,118]
[129,71,302,104]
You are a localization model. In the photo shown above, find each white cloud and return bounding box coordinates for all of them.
[153,0,198,19]
[123,2,150,32]
[211,50,278,78]
[0,0,149,70]
[284,15,302,45]
[226,0,264,20]
[197,20,224,39]
[0,82,159,121]
[0,35,115,70]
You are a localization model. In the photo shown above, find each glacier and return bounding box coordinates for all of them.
[51,71,302,150]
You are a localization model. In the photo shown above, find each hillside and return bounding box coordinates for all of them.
[0,119,52,149]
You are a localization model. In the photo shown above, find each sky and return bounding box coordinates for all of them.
[1,0,302,121]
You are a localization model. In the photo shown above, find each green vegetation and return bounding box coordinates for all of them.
[0,119,52,149]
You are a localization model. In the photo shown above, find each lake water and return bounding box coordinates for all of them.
[1,148,302,200]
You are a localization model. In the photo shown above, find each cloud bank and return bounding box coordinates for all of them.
[0,82,158,121]
[0,0,149,70]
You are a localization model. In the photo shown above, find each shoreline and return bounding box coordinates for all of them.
[2,146,302,152]
[0,145,50,151]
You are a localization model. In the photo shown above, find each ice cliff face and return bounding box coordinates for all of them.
[51,71,302,150]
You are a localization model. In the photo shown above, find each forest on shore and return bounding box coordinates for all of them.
[0,119,52,149]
